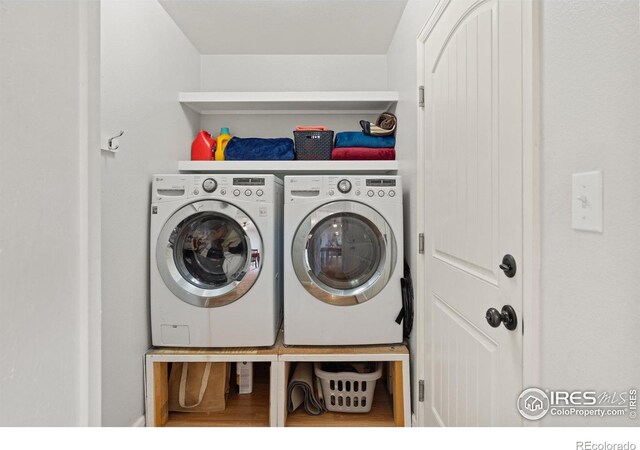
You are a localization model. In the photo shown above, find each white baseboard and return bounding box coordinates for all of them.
[131,415,146,427]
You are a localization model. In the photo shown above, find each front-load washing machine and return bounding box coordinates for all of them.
[150,174,282,347]
[284,175,403,345]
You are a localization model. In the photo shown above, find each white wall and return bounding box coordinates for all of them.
[199,114,379,143]
[539,0,640,426]
[201,55,388,92]
[386,0,438,422]
[160,0,408,56]
[0,0,101,426]
[100,0,200,426]
[199,55,387,149]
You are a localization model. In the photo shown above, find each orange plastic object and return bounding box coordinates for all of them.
[191,130,215,161]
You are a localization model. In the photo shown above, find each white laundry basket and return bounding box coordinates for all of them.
[314,362,382,413]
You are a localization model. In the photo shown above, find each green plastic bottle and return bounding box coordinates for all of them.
[215,127,232,161]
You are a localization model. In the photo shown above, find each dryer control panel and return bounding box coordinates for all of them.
[285,175,402,204]
[326,176,401,202]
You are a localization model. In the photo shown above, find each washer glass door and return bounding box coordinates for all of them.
[292,201,396,306]
[157,200,262,308]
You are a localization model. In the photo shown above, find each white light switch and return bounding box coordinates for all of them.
[572,170,603,232]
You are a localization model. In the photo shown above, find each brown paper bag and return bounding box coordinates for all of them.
[168,362,230,413]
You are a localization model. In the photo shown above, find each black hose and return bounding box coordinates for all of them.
[395,260,414,339]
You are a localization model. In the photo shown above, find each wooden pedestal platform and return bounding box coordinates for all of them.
[145,332,410,427]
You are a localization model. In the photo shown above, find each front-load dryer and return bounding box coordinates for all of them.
[284,175,403,345]
[151,174,283,347]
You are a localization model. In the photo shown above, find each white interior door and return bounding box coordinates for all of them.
[421,0,528,426]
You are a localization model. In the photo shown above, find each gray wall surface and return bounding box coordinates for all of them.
[539,0,640,426]
[0,0,101,426]
[100,0,200,426]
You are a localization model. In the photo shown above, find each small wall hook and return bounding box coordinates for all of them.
[103,130,124,153]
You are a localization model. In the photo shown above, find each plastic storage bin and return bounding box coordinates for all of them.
[293,130,334,160]
[314,362,382,413]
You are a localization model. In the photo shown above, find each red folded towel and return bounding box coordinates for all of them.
[331,147,396,160]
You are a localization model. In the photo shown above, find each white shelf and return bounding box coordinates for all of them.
[179,91,398,115]
[178,160,399,175]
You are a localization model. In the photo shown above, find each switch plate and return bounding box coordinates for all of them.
[572,170,603,232]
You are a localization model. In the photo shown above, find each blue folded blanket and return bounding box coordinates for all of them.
[335,132,395,149]
[224,137,295,161]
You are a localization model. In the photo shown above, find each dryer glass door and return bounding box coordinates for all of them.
[292,201,396,306]
[157,200,262,308]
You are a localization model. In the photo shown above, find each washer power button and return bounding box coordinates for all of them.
[202,178,217,193]
[337,179,352,194]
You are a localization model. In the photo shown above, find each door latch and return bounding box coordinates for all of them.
[499,254,517,278]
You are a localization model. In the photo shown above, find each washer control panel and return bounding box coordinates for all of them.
[152,174,277,201]
[153,174,279,203]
